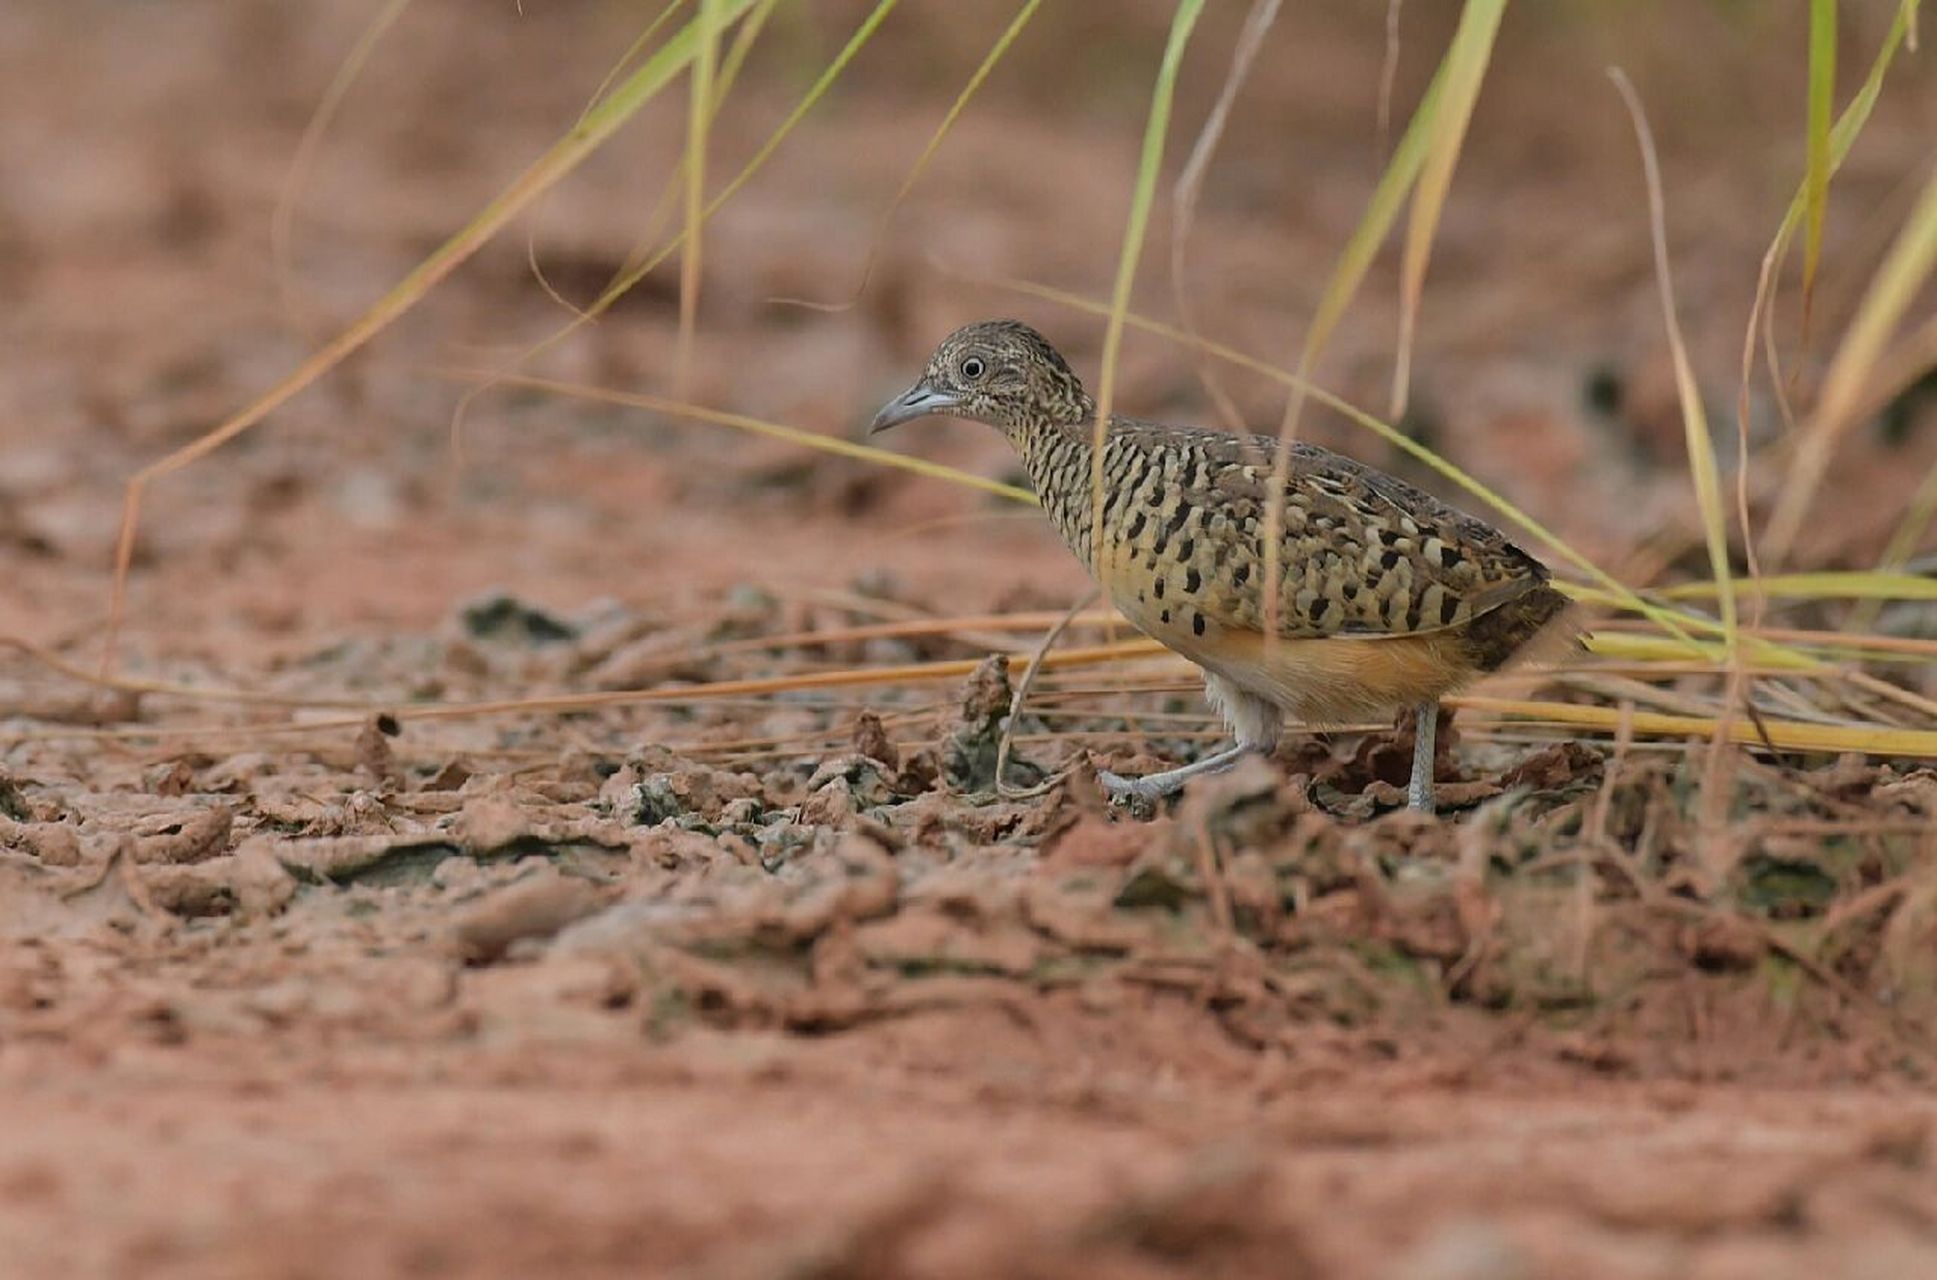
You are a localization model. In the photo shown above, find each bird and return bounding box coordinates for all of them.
[869,320,1573,813]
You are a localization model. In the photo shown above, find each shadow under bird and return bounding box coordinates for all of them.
[870,320,1573,813]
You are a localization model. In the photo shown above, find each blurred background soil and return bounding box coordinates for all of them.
[3,2,1937,1276]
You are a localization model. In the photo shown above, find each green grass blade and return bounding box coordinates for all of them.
[675,0,724,396]
[1611,70,1737,664]
[1088,0,1208,576]
[553,0,772,315]
[1767,161,1937,562]
[1261,19,1466,640]
[1741,1,1918,484]
[1817,163,1937,433]
[1391,0,1506,420]
[1801,0,1837,336]
[451,0,879,455]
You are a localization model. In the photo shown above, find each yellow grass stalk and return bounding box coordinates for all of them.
[1460,696,1937,761]
[31,643,1937,764]
[21,641,1177,746]
[1659,571,1937,603]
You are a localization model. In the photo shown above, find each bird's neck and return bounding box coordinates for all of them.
[1012,411,1098,480]
[1010,408,1116,564]
[1006,394,1097,456]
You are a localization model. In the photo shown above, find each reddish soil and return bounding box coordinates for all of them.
[4,3,1937,1277]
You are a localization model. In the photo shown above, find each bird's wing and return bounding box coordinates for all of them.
[1104,418,1548,643]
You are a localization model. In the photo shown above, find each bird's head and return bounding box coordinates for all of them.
[870,320,1093,441]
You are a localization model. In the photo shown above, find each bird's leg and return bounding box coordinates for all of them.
[1407,700,1439,813]
[1098,743,1254,802]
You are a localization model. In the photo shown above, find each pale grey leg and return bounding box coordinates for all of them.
[1099,743,1255,802]
[1407,700,1438,813]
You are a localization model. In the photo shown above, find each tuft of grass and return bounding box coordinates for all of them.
[1743,1,1922,562]
[1766,160,1937,564]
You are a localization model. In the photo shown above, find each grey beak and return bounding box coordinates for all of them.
[869,382,960,435]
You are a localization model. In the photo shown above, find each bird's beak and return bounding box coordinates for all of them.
[869,381,959,435]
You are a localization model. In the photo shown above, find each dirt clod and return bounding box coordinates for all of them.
[451,869,607,963]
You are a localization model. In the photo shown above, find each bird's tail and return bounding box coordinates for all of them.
[1462,582,1580,674]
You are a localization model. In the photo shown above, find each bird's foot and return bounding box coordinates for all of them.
[1096,768,1184,803]
[1096,743,1255,806]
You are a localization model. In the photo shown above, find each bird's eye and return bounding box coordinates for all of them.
[960,356,986,381]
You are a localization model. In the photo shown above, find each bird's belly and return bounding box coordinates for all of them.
[1101,574,1472,727]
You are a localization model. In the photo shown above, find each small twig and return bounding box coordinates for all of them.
[995,590,1101,800]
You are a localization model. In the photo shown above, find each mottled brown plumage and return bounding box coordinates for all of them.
[871,320,1572,811]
